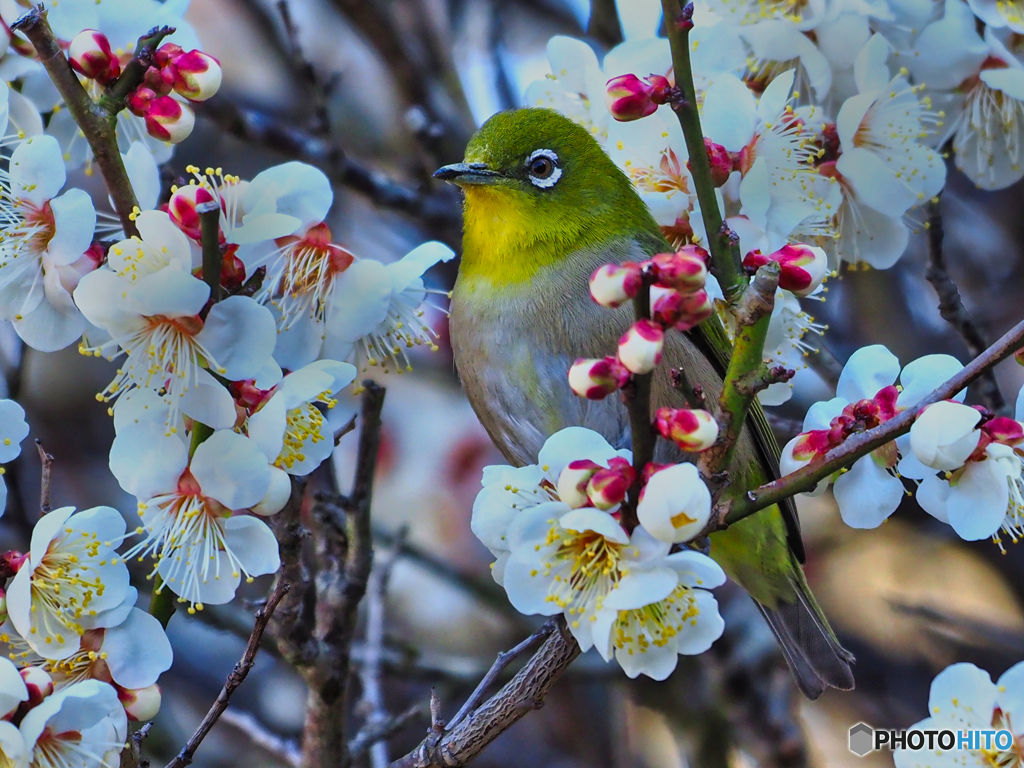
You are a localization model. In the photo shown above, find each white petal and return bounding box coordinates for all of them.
[196,296,277,380]
[9,134,65,207]
[191,430,271,509]
[101,608,172,689]
[836,344,900,402]
[252,466,291,516]
[946,460,1009,540]
[603,568,678,610]
[558,507,629,544]
[122,142,160,211]
[898,354,966,408]
[243,161,333,231]
[110,420,188,499]
[672,589,725,656]
[832,456,904,528]
[128,269,209,318]
[179,368,239,430]
[701,74,757,152]
[223,515,281,576]
[538,426,625,479]
[927,662,997,729]
[325,259,392,341]
[0,658,27,719]
[248,393,287,463]
[386,242,455,294]
[46,189,96,266]
[995,660,1024,731]
[0,400,29,463]
[664,550,727,589]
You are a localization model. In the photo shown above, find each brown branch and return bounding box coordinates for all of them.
[925,197,1004,412]
[389,620,581,768]
[301,382,387,768]
[334,414,357,445]
[165,579,290,768]
[193,99,460,239]
[198,201,223,303]
[218,708,301,768]
[724,312,1024,524]
[119,722,152,768]
[276,0,333,136]
[445,620,557,731]
[622,274,655,532]
[269,478,317,667]
[12,7,142,237]
[34,440,52,516]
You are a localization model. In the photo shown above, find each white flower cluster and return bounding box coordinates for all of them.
[473,427,726,681]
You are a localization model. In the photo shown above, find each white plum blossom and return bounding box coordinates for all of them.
[18,679,127,768]
[246,359,357,513]
[912,0,1024,189]
[636,463,712,543]
[524,36,610,142]
[73,217,277,423]
[0,656,28,717]
[7,506,131,659]
[0,132,98,352]
[109,411,279,610]
[0,398,29,516]
[781,347,964,528]
[894,661,1024,768]
[592,546,726,680]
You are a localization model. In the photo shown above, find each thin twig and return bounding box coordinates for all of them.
[12,7,143,237]
[622,272,655,532]
[445,620,557,731]
[34,440,52,516]
[198,201,223,303]
[119,722,152,768]
[357,526,407,768]
[99,26,176,113]
[276,0,333,136]
[724,313,1024,524]
[924,197,1004,412]
[334,414,357,445]
[165,580,290,768]
[349,704,428,761]
[389,620,581,768]
[218,708,302,768]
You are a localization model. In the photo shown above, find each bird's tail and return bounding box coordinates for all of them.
[754,572,855,700]
[709,507,854,700]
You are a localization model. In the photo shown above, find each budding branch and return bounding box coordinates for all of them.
[724,313,1024,524]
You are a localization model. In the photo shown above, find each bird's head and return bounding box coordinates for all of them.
[435,108,659,288]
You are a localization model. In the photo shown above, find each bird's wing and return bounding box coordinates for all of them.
[689,315,806,564]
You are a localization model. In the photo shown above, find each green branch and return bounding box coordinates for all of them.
[659,0,744,302]
[698,262,779,478]
[723,312,1024,525]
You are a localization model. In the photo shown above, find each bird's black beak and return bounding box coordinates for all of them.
[433,162,500,185]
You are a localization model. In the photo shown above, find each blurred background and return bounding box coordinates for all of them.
[3,0,1024,766]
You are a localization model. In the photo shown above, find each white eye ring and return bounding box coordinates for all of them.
[526,149,562,188]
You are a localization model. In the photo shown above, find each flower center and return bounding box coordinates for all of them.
[265,222,354,327]
[613,585,700,653]
[276,399,333,470]
[29,530,107,646]
[535,525,626,627]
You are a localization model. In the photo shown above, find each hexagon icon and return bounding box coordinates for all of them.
[849,723,874,756]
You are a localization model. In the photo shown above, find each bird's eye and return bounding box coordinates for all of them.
[526,149,562,189]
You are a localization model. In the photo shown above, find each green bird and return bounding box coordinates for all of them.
[435,107,854,699]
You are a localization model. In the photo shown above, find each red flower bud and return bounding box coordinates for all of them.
[68,29,120,85]
[168,183,217,240]
[651,246,708,293]
[142,96,195,143]
[126,86,157,118]
[568,357,631,399]
[655,407,719,452]
[557,459,603,508]
[617,320,664,374]
[143,65,174,97]
[587,457,635,510]
[982,416,1024,446]
[589,262,642,308]
[651,288,713,331]
[743,243,828,297]
[687,138,733,187]
[164,49,222,102]
[606,74,659,122]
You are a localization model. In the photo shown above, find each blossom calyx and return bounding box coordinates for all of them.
[69,30,120,85]
[557,460,603,508]
[743,243,828,297]
[589,262,642,308]
[586,457,635,510]
[605,74,671,122]
[651,247,708,293]
[617,320,664,374]
[568,357,631,399]
[655,407,719,452]
[163,49,223,102]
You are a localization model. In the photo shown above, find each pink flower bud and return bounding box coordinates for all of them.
[617,320,663,374]
[651,288,713,331]
[168,183,217,240]
[556,459,602,508]
[68,29,120,85]
[143,96,195,143]
[0,551,26,579]
[568,357,630,399]
[154,42,185,69]
[743,243,828,297]
[20,667,53,707]
[164,50,223,102]
[120,684,162,722]
[655,407,719,452]
[651,246,708,293]
[982,416,1024,446]
[126,86,156,117]
[586,457,635,510]
[687,138,733,187]
[605,74,658,122]
[143,65,174,97]
[589,262,642,308]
